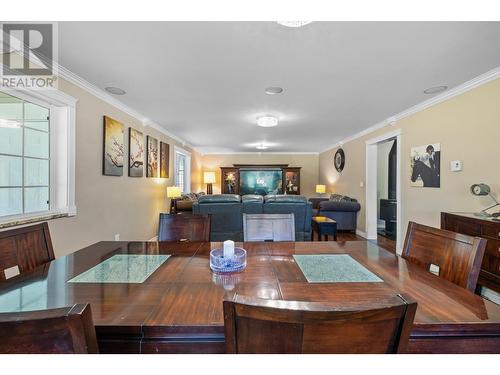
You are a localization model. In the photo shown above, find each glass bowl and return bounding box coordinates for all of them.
[210,247,247,273]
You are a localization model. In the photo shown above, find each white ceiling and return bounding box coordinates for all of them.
[59,22,500,153]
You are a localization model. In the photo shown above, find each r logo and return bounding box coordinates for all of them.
[2,23,53,76]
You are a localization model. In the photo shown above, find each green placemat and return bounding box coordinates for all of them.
[68,254,170,284]
[293,254,383,283]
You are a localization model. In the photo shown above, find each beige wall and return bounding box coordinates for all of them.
[201,154,320,197]
[319,78,500,242]
[43,79,197,257]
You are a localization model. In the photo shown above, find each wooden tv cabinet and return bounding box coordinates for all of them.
[220,165,301,195]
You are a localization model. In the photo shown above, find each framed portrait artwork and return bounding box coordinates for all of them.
[410,143,441,188]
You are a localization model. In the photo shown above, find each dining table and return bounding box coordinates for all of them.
[0,240,499,354]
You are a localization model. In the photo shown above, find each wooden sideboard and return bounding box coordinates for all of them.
[441,212,500,294]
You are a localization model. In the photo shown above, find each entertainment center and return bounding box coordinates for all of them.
[220,165,301,196]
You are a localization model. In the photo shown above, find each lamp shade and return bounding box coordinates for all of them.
[204,171,216,184]
[316,184,326,194]
[166,186,182,198]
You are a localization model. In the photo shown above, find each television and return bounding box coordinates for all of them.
[239,169,283,196]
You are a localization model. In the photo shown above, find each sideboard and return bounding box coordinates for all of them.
[441,212,500,294]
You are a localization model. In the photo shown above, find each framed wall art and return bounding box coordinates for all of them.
[146,136,159,178]
[102,116,124,176]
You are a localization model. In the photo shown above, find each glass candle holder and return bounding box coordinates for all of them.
[210,247,247,273]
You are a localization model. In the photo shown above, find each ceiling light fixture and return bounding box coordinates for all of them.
[256,115,278,128]
[277,21,312,28]
[423,85,448,95]
[105,87,126,95]
[256,144,269,150]
[265,86,284,95]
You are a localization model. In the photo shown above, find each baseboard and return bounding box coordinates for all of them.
[149,236,158,242]
[356,230,367,239]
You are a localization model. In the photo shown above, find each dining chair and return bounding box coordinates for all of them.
[158,213,211,242]
[0,222,55,281]
[243,213,295,242]
[0,304,99,354]
[223,293,417,354]
[402,221,486,292]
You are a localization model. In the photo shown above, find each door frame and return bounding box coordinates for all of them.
[365,129,402,253]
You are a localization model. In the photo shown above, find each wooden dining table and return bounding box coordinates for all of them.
[0,240,499,354]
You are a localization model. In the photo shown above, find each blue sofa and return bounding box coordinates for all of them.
[310,194,361,232]
[192,194,312,241]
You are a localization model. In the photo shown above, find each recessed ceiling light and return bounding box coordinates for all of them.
[256,144,269,150]
[256,115,279,128]
[423,85,448,95]
[265,86,284,95]
[105,87,126,95]
[277,21,312,28]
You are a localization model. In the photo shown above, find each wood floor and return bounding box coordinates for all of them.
[331,231,397,253]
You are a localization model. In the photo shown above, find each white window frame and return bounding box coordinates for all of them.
[0,88,77,228]
[174,145,191,194]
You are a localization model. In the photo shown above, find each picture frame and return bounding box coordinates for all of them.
[146,135,159,178]
[128,128,144,177]
[160,141,170,178]
[102,116,124,176]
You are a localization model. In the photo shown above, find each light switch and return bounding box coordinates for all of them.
[450,160,462,172]
[359,181,364,188]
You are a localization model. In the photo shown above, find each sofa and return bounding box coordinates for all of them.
[309,194,361,232]
[192,194,312,241]
[174,192,205,212]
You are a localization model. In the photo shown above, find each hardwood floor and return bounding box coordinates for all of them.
[330,231,397,254]
[374,235,397,253]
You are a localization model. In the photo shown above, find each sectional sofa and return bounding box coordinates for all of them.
[192,194,312,241]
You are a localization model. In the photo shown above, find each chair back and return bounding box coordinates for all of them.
[0,304,98,354]
[158,213,210,242]
[223,294,417,354]
[402,221,486,292]
[243,213,295,242]
[0,222,54,281]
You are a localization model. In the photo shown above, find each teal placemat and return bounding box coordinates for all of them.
[68,254,170,284]
[293,254,383,283]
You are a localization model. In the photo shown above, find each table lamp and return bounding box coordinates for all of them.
[204,171,216,195]
[315,184,326,196]
[470,183,500,217]
[167,186,182,213]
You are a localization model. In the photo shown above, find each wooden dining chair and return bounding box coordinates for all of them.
[158,213,211,242]
[0,222,55,281]
[223,293,417,354]
[402,221,486,292]
[243,213,295,242]
[0,304,99,354]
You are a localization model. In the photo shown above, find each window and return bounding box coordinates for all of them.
[0,89,76,227]
[0,93,50,217]
[174,147,191,194]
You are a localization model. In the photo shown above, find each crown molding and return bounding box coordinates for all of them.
[321,65,500,153]
[56,64,194,149]
[200,151,320,155]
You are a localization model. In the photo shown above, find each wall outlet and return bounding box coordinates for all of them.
[114,234,120,241]
[450,160,463,172]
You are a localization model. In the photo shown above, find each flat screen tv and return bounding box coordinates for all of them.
[239,169,283,196]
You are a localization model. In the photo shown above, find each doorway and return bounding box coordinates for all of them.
[365,129,402,253]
